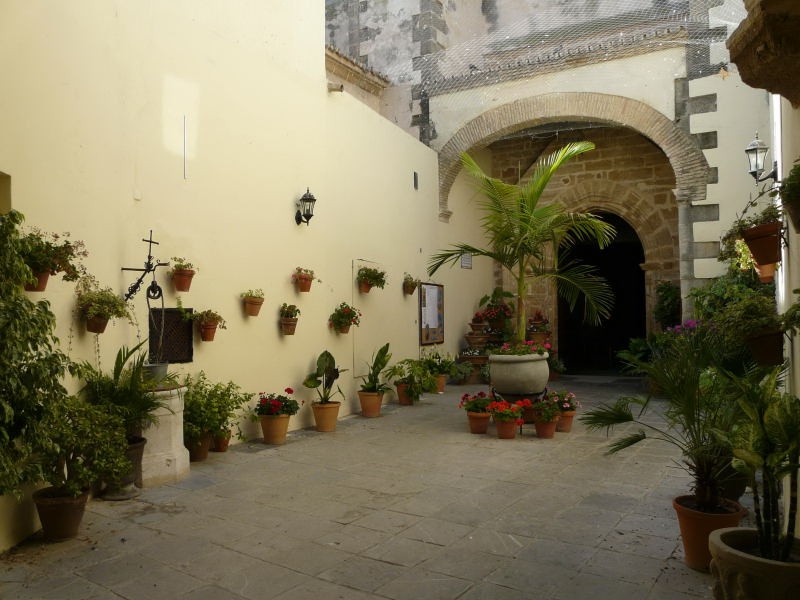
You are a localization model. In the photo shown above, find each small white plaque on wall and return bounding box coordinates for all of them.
[460,254,473,269]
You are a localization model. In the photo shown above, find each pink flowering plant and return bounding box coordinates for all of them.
[486,398,531,424]
[490,340,550,356]
[254,388,302,416]
[459,391,492,413]
[544,390,580,412]
[529,395,561,422]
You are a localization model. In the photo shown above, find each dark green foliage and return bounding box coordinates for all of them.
[182,372,251,440]
[303,350,347,403]
[75,275,132,321]
[356,267,387,288]
[385,359,438,402]
[653,281,681,329]
[0,210,72,496]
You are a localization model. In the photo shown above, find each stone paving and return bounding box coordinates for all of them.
[1,375,719,600]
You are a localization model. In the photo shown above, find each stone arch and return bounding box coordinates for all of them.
[439,91,707,314]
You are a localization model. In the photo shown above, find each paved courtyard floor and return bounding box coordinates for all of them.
[1,375,725,600]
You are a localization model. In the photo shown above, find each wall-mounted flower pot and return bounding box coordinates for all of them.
[279,317,298,335]
[242,297,264,316]
[199,323,218,342]
[86,316,109,334]
[745,329,784,366]
[172,269,195,292]
[24,271,50,292]
[742,221,782,265]
[402,281,417,295]
[358,281,372,294]
[295,276,312,292]
[754,262,777,283]
[334,324,351,334]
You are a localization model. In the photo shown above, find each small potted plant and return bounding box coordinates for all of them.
[19,228,87,291]
[357,343,392,418]
[421,347,458,393]
[279,303,301,335]
[181,372,243,461]
[74,275,132,334]
[356,266,387,294]
[486,398,530,440]
[385,359,437,405]
[32,396,129,540]
[205,376,251,452]
[178,298,226,342]
[240,289,265,317]
[402,273,419,295]
[291,267,318,292]
[459,391,492,434]
[780,158,800,232]
[303,350,347,432]
[328,301,361,334]
[251,388,302,445]
[533,391,570,437]
[170,257,196,292]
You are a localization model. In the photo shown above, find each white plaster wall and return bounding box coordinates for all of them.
[689,72,772,279]
[429,47,687,150]
[781,100,800,399]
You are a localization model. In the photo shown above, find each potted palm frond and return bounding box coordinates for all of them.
[357,343,392,418]
[303,350,347,432]
[428,143,615,396]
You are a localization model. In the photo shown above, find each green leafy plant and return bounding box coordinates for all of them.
[719,202,782,265]
[385,359,437,402]
[459,391,491,412]
[19,228,87,282]
[182,372,250,441]
[303,350,348,404]
[547,353,567,374]
[654,280,681,329]
[421,347,458,376]
[170,256,196,272]
[75,275,132,322]
[356,266,387,288]
[279,303,301,318]
[240,289,264,299]
[402,273,419,293]
[452,361,474,383]
[35,395,129,497]
[291,266,319,282]
[252,388,302,416]
[429,144,615,342]
[177,298,226,329]
[0,210,73,496]
[528,395,560,422]
[328,302,361,330]
[359,343,392,393]
[545,389,579,412]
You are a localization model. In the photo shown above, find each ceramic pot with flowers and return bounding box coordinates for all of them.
[329,302,361,335]
[278,303,301,335]
[528,394,561,439]
[487,398,529,440]
[459,391,492,434]
[489,341,550,396]
[356,266,387,294]
[170,257,196,292]
[252,388,301,445]
[241,289,265,317]
[543,390,580,433]
[291,267,317,292]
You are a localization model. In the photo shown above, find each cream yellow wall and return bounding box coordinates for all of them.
[0,1,492,549]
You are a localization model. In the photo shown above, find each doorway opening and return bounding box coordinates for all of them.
[557,212,645,374]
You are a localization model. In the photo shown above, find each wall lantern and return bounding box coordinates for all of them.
[295,188,316,226]
[745,133,777,183]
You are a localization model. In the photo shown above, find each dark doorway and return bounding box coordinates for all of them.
[557,213,645,374]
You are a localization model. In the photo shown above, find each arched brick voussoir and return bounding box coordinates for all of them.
[438,92,708,220]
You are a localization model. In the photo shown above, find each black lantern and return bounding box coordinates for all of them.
[744,133,777,183]
[295,188,316,226]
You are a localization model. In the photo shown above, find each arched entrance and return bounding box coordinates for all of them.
[558,213,646,373]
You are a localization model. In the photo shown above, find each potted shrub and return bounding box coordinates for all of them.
[74,275,132,334]
[241,289,265,317]
[428,144,614,396]
[170,257,196,292]
[303,350,347,432]
[385,359,437,405]
[182,372,246,460]
[581,323,747,571]
[328,301,361,334]
[279,303,301,335]
[357,343,392,418]
[19,227,87,291]
[252,388,302,445]
[291,267,318,292]
[421,347,458,393]
[33,396,129,540]
[780,158,800,232]
[402,273,419,295]
[709,367,800,597]
[75,340,171,498]
[459,391,492,434]
[356,266,387,293]
[178,298,226,341]
[486,398,530,440]
[206,376,251,452]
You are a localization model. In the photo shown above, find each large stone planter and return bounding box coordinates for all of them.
[709,527,800,599]
[488,353,549,396]
[141,386,190,487]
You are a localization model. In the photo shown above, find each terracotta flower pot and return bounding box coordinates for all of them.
[199,323,218,341]
[464,332,490,349]
[260,414,290,445]
[672,495,747,572]
[185,432,213,462]
[33,488,89,541]
[243,297,264,316]
[494,419,518,439]
[556,410,576,432]
[172,269,195,292]
[741,221,782,265]
[469,322,489,333]
[86,315,109,334]
[435,374,447,394]
[533,419,558,439]
[358,280,372,294]
[396,383,413,405]
[24,271,50,292]
[709,527,800,600]
[294,275,312,292]
[279,317,298,335]
[402,281,417,295]
[754,261,777,283]
[358,391,383,418]
[212,431,231,452]
[334,323,351,334]
[467,411,490,434]
[312,401,340,432]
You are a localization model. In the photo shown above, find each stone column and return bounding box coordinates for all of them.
[675,188,695,320]
[142,386,190,487]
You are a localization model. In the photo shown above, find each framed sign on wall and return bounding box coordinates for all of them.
[419,283,444,345]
